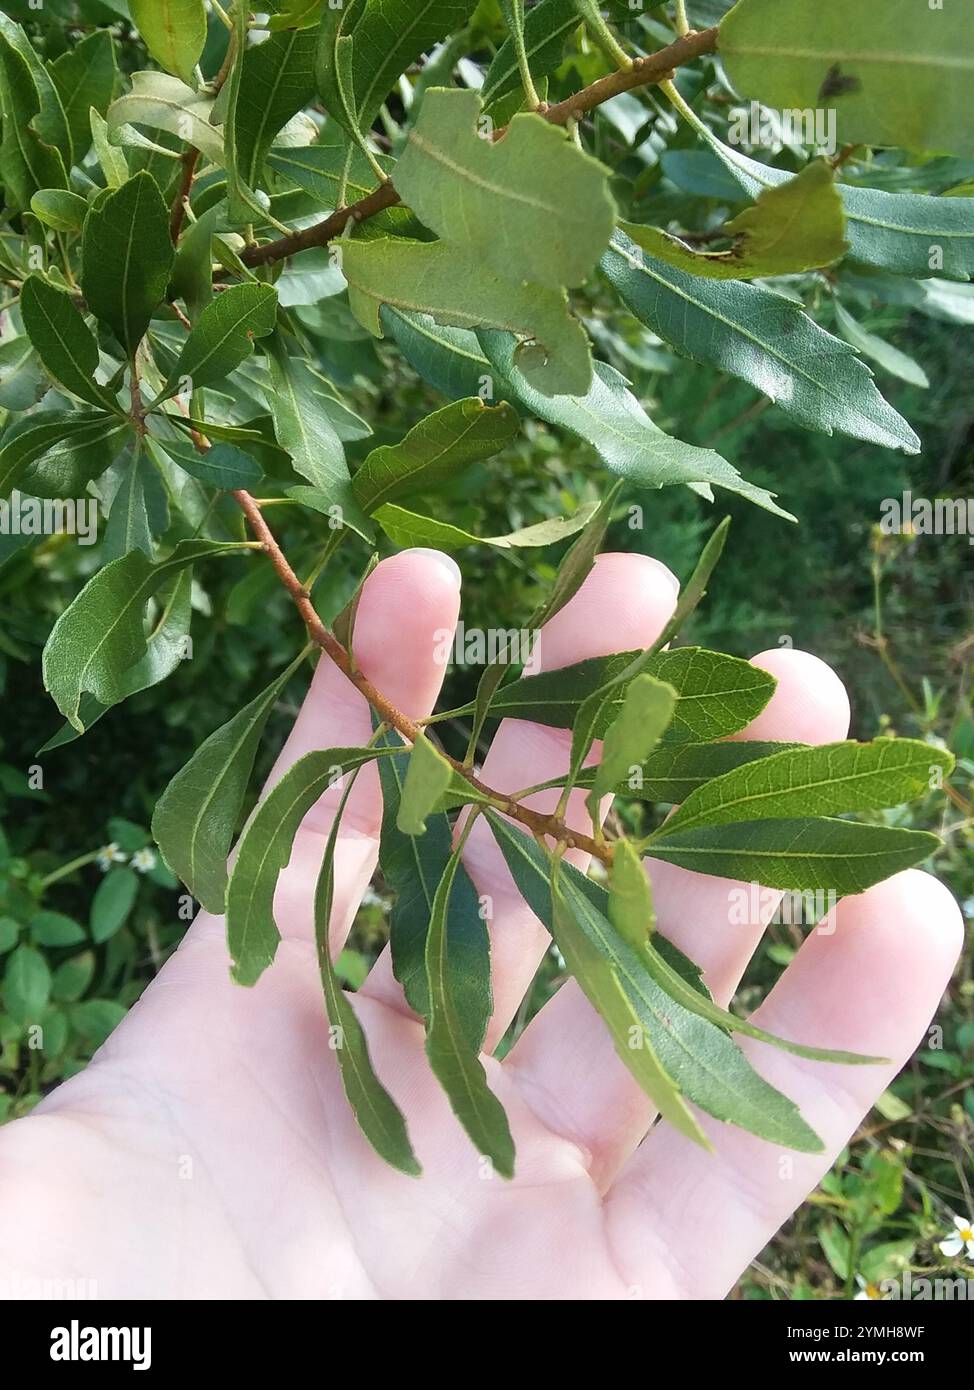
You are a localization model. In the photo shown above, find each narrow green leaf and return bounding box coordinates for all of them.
[398,734,454,836]
[162,282,279,396]
[102,439,167,562]
[106,71,224,165]
[0,32,67,210]
[487,814,823,1151]
[373,500,598,551]
[129,0,207,85]
[588,673,677,812]
[81,172,174,356]
[482,0,579,109]
[602,228,920,453]
[263,336,374,542]
[425,839,516,1177]
[154,650,310,914]
[49,30,118,165]
[394,87,616,290]
[478,331,794,518]
[39,569,193,751]
[19,276,120,412]
[225,26,318,224]
[155,438,264,490]
[483,646,777,743]
[3,944,52,1024]
[832,302,930,389]
[352,397,519,513]
[42,539,248,731]
[0,412,121,503]
[226,746,390,986]
[650,516,730,656]
[313,762,421,1176]
[376,730,492,1045]
[659,739,954,838]
[552,856,709,1147]
[608,837,656,949]
[342,236,593,397]
[645,817,940,894]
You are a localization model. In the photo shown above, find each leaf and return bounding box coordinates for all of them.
[162,283,279,396]
[71,999,126,1048]
[155,438,263,490]
[153,650,309,914]
[0,337,45,413]
[719,0,974,159]
[268,134,394,211]
[30,912,86,948]
[0,33,67,211]
[49,30,118,165]
[325,0,479,133]
[90,106,129,188]
[424,840,516,1177]
[376,731,492,1044]
[551,855,709,1147]
[269,0,329,30]
[342,236,594,397]
[666,66,974,281]
[81,172,174,356]
[608,837,656,949]
[102,440,168,562]
[107,71,224,165]
[832,301,930,389]
[601,228,920,453]
[482,647,777,743]
[225,26,318,224]
[644,818,940,894]
[129,0,207,85]
[0,412,121,503]
[352,397,519,513]
[0,14,72,166]
[372,500,599,551]
[3,944,51,1025]
[397,734,454,836]
[42,539,247,732]
[589,673,677,810]
[478,331,794,518]
[622,160,846,280]
[632,915,885,1066]
[650,516,730,656]
[90,867,138,943]
[263,337,374,542]
[226,747,390,986]
[384,307,492,400]
[30,188,90,233]
[312,763,421,1176]
[19,276,120,412]
[487,813,824,1150]
[482,0,580,109]
[39,568,193,751]
[394,87,616,290]
[659,738,953,837]
[51,950,95,1004]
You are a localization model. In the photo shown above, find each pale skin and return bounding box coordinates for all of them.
[0,549,962,1299]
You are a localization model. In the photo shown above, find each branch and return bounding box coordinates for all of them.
[231,488,612,864]
[170,148,200,244]
[236,25,719,272]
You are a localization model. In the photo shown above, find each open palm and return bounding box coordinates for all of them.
[0,550,960,1300]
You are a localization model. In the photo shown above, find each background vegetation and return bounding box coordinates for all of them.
[0,0,971,1299]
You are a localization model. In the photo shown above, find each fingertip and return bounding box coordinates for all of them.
[535,552,680,671]
[741,648,851,743]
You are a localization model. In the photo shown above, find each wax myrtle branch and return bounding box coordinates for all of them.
[235,26,719,272]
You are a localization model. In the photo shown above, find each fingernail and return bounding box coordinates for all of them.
[403,547,462,589]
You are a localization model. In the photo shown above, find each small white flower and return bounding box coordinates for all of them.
[131,848,156,874]
[854,1274,888,1300]
[96,843,128,872]
[938,1213,974,1260]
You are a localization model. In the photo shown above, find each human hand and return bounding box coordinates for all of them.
[0,549,961,1299]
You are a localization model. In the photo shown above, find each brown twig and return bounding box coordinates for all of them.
[231,488,611,864]
[170,148,201,244]
[236,25,719,272]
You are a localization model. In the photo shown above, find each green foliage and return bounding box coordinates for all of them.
[0,0,970,1258]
